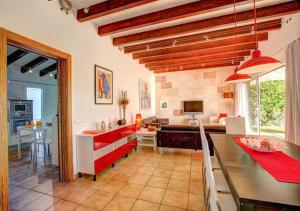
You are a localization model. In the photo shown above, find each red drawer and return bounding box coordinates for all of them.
[127,139,137,151]
[93,124,136,150]
[94,152,114,174]
[113,144,128,161]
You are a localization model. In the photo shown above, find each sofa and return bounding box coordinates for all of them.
[157,124,225,153]
[142,116,169,129]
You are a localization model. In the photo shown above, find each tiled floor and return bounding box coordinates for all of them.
[9,147,204,211]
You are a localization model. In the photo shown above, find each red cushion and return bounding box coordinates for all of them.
[218,113,228,121]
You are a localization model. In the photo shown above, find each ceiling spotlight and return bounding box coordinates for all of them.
[29,68,33,73]
[172,40,177,47]
[84,7,89,14]
[49,73,54,77]
[118,46,124,52]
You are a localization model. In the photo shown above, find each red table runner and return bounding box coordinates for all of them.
[233,137,300,183]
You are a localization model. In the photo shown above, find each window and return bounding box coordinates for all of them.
[247,66,285,138]
[27,87,43,121]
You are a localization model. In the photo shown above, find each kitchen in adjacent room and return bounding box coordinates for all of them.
[7,44,60,188]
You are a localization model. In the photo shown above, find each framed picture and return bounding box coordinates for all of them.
[139,79,151,110]
[160,101,168,110]
[95,65,113,104]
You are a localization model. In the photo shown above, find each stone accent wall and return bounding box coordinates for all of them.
[155,67,235,124]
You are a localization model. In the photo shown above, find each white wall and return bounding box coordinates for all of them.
[0,0,155,173]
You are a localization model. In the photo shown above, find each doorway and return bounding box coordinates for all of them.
[0,28,73,211]
[7,44,60,198]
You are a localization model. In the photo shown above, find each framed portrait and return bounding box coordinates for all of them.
[95,65,113,104]
[160,101,168,110]
[139,79,151,110]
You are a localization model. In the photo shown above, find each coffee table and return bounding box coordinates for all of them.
[136,129,157,150]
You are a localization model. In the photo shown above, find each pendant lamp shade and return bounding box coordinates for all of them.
[237,50,282,74]
[225,68,252,83]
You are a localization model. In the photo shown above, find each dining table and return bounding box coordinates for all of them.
[209,133,300,211]
[17,125,50,164]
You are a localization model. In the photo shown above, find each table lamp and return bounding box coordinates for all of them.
[135,114,142,130]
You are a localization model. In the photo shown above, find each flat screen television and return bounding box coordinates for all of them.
[183,100,204,114]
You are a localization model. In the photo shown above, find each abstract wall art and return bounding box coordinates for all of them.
[95,65,113,104]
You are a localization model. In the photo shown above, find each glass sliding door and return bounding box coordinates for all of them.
[259,67,285,138]
[246,66,285,138]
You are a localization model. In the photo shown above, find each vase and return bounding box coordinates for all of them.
[122,106,126,125]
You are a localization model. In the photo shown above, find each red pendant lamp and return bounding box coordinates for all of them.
[225,68,252,83]
[224,0,252,83]
[237,0,282,74]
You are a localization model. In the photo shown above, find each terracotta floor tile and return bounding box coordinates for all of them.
[111,172,132,182]
[147,176,170,189]
[46,181,73,196]
[171,171,190,180]
[153,168,172,178]
[173,165,191,172]
[117,183,144,199]
[75,205,97,211]
[162,190,188,209]
[81,190,114,210]
[132,200,160,211]
[139,186,165,203]
[136,166,156,175]
[10,190,44,210]
[167,178,189,192]
[188,193,204,211]
[46,200,79,211]
[190,171,202,182]
[158,163,175,171]
[8,148,205,211]
[189,181,203,195]
[21,194,59,211]
[159,204,187,211]
[143,161,160,168]
[55,185,95,204]
[93,179,126,193]
[128,173,151,185]
[103,195,136,211]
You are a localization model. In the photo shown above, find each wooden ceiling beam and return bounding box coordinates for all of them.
[134,32,268,59]
[77,0,157,22]
[145,51,250,68]
[125,19,281,53]
[98,0,248,35]
[40,63,57,77]
[21,56,48,73]
[152,60,241,74]
[7,49,28,65]
[113,1,300,45]
[140,43,256,64]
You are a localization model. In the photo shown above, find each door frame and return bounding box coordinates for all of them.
[0,28,74,211]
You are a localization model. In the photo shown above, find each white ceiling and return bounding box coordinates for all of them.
[70,0,291,40]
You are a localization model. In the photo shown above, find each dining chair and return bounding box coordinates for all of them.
[225,117,246,135]
[36,127,53,165]
[199,120,231,200]
[205,162,237,211]
[200,120,236,211]
[18,129,35,160]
